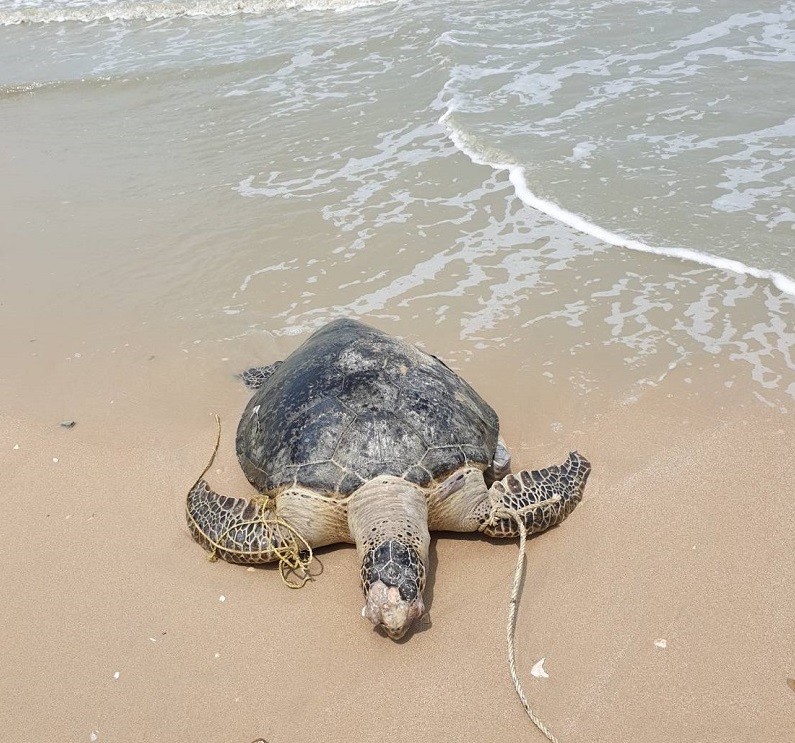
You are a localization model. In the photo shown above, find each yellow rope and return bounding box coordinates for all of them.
[489,494,563,743]
[191,413,223,486]
[202,492,315,589]
[190,415,314,589]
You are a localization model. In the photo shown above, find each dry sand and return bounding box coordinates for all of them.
[2,324,793,743]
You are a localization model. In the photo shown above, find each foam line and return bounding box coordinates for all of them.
[0,0,393,25]
[440,112,795,298]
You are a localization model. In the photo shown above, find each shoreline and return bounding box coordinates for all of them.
[0,0,397,27]
[439,111,795,299]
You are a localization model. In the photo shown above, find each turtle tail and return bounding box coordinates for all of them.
[480,451,591,539]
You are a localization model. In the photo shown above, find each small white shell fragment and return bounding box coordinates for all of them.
[361,606,367,618]
[149,637,157,643]
[89,732,98,742]
[13,444,19,450]
[113,671,120,680]
[654,638,667,649]
[219,595,226,602]
[247,567,255,572]
[530,657,549,678]
[214,652,220,658]
[53,457,59,463]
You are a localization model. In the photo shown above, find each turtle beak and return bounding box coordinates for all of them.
[362,582,425,640]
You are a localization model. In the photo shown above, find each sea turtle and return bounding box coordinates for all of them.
[187,318,590,639]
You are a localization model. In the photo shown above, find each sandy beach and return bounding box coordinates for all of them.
[2,316,793,742]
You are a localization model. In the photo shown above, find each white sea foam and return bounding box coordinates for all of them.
[439,110,795,299]
[0,0,393,25]
[236,260,296,296]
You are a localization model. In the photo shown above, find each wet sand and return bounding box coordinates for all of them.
[2,322,793,742]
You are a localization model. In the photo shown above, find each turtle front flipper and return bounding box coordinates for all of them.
[187,479,303,566]
[480,451,591,539]
[238,361,283,390]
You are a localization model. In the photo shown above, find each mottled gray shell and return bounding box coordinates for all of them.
[236,318,499,498]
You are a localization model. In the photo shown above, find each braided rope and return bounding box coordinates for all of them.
[488,494,563,743]
[188,415,314,588]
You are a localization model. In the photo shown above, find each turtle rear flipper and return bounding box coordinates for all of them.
[481,451,591,539]
[238,361,283,390]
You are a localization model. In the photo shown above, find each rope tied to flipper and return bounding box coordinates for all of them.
[190,414,315,589]
[487,493,563,743]
[209,494,315,589]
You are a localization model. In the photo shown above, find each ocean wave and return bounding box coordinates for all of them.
[0,76,121,97]
[439,110,795,299]
[0,0,393,25]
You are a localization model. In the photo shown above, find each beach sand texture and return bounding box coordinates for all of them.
[2,307,793,742]
[3,2,795,740]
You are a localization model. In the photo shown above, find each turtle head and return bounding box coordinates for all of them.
[360,539,426,640]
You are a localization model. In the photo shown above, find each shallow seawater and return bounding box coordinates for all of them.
[1,0,794,423]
